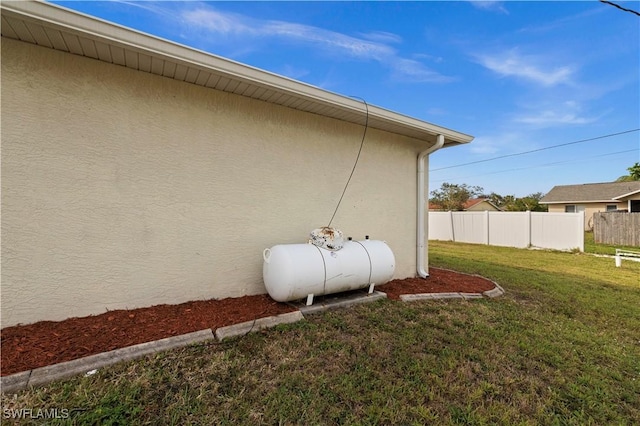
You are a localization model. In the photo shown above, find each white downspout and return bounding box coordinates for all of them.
[417,134,445,278]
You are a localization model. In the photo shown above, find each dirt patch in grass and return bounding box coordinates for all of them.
[1,267,497,376]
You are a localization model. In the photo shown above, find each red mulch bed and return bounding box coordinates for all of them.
[1,295,294,377]
[377,267,496,300]
[1,267,496,376]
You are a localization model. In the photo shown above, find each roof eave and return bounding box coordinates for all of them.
[0,0,473,147]
[540,199,621,204]
[613,189,640,200]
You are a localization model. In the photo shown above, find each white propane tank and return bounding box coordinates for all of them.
[263,239,395,303]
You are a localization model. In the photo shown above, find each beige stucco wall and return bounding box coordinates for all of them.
[619,193,640,210]
[1,39,430,327]
[547,202,629,230]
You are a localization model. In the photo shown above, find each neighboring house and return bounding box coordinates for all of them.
[429,198,501,211]
[0,2,473,326]
[540,181,640,230]
[462,198,502,211]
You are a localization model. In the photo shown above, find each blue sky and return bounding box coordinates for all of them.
[53,1,639,197]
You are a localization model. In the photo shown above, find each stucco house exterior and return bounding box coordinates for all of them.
[540,181,640,230]
[462,198,501,211]
[1,2,473,327]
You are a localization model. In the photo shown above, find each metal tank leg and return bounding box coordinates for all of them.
[306,294,314,306]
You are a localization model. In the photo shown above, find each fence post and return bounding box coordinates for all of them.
[484,210,490,245]
[526,210,531,248]
[449,210,455,241]
[578,212,585,251]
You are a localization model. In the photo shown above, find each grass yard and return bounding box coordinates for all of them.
[584,230,640,255]
[2,242,639,425]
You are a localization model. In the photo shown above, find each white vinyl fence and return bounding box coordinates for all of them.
[429,211,584,252]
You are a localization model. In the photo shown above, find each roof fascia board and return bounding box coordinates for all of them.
[613,189,640,200]
[486,201,501,210]
[541,199,622,204]
[1,1,473,146]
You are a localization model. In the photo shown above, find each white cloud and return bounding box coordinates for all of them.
[359,31,403,44]
[110,0,174,17]
[180,6,451,83]
[476,49,575,86]
[514,102,600,127]
[426,107,448,116]
[181,9,254,35]
[468,133,522,155]
[261,21,395,61]
[413,53,444,64]
[469,1,509,14]
[392,58,455,83]
[518,8,604,34]
[181,8,389,59]
[515,111,591,126]
[277,64,310,80]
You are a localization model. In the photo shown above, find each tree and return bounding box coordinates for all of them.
[504,192,548,212]
[485,192,515,210]
[615,162,640,182]
[430,183,484,211]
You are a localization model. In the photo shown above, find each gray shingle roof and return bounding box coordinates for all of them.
[540,181,640,204]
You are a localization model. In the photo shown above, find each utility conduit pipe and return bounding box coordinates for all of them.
[417,134,445,278]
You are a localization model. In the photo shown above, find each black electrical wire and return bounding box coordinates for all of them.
[431,148,638,183]
[327,97,369,227]
[600,0,640,17]
[432,129,640,172]
[238,98,369,338]
[234,301,279,340]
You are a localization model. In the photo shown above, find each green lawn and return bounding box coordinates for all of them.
[584,231,640,255]
[2,242,639,425]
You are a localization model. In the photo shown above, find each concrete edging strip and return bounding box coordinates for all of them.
[400,280,505,302]
[0,371,31,395]
[215,311,304,341]
[1,329,214,394]
[2,279,504,393]
[483,282,505,298]
[299,291,387,316]
[400,292,464,302]
[460,292,484,299]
